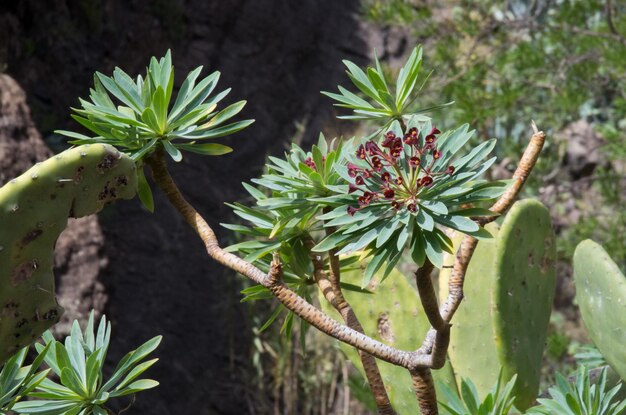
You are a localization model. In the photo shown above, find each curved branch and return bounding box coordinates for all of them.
[146,151,432,371]
[305,236,395,415]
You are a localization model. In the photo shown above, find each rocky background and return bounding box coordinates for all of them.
[0,1,389,413]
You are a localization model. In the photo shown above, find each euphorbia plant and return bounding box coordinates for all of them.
[53,47,546,414]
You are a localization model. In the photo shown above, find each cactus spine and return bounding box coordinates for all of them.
[0,144,137,364]
[574,239,626,381]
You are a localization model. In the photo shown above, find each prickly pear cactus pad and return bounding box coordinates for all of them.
[574,240,626,381]
[0,144,137,364]
[493,199,556,410]
[320,266,457,413]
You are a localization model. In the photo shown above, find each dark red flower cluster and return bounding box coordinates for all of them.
[346,126,456,216]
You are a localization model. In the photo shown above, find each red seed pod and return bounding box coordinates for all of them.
[365,141,381,156]
[423,142,435,151]
[409,156,421,168]
[355,175,365,185]
[358,191,374,206]
[391,200,402,210]
[372,156,383,171]
[348,183,359,193]
[383,189,395,199]
[404,133,416,145]
[356,145,367,159]
[421,176,433,187]
[304,157,316,170]
[381,171,391,182]
[347,206,358,216]
[445,165,456,175]
[407,203,417,212]
[362,169,372,179]
[395,176,404,186]
[433,150,441,159]
[347,162,359,178]
[382,132,396,148]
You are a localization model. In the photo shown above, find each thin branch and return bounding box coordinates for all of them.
[410,369,438,415]
[304,235,395,415]
[414,260,443,331]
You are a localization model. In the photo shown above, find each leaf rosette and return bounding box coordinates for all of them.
[13,312,161,415]
[56,50,254,211]
[223,137,365,332]
[314,118,510,284]
[322,45,453,133]
[224,136,361,283]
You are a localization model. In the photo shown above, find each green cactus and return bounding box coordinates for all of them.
[0,144,137,364]
[321,266,457,413]
[444,199,556,410]
[574,239,626,381]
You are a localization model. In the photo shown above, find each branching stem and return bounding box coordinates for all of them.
[304,235,395,415]
[146,150,429,371]
[146,123,545,415]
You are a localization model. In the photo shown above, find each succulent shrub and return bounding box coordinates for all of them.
[0,345,50,413]
[316,119,507,283]
[437,374,518,415]
[56,50,253,210]
[12,312,161,415]
[528,366,626,415]
[227,45,509,290]
[38,46,550,414]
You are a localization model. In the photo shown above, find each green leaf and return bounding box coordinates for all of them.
[170,66,203,118]
[416,208,435,231]
[96,72,142,113]
[12,399,78,414]
[449,207,497,217]
[177,143,233,156]
[136,167,154,212]
[201,100,247,129]
[169,71,221,123]
[433,214,480,233]
[259,306,284,332]
[162,140,183,162]
[101,336,162,393]
[376,218,400,248]
[396,46,423,108]
[343,60,381,103]
[108,379,159,398]
[312,230,353,252]
[140,107,161,133]
[362,245,392,287]
[60,366,87,397]
[181,119,254,140]
[131,138,159,162]
[113,358,159,391]
[151,86,167,133]
[54,130,95,142]
[423,232,444,268]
